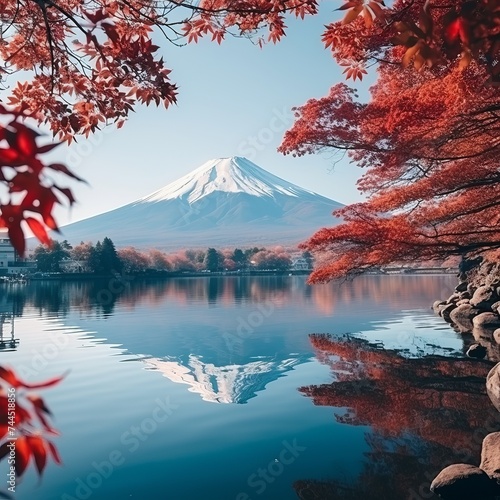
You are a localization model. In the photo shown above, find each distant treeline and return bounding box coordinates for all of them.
[30,238,313,274]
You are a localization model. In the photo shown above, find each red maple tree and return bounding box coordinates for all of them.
[279,4,500,282]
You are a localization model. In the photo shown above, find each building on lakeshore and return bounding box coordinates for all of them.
[0,232,36,276]
[59,259,88,273]
[291,256,311,271]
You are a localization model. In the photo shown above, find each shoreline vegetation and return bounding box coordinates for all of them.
[5,237,457,282]
[2,267,460,282]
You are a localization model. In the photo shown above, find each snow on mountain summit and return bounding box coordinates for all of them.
[138,156,319,204]
[57,156,343,249]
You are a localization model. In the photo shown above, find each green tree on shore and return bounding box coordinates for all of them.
[88,238,122,274]
[33,241,71,272]
[204,248,222,272]
[232,249,247,270]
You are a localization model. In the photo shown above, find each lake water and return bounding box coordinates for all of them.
[1,275,498,500]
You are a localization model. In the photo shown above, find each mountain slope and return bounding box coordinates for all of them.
[58,156,343,248]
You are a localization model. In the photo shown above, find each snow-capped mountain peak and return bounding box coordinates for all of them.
[138,156,318,204]
[57,155,343,249]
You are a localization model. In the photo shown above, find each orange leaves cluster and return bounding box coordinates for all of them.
[182,0,318,46]
[183,18,226,45]
[278,83,362,157]
[1,0,177,140]
[0,367,64,480]
[0,106,82,255]
[339,60,367,81]
[183,0,498,83]
[338,0,385,27]
[321,0,500,83]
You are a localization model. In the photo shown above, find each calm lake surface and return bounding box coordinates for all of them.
[1,275,498,500]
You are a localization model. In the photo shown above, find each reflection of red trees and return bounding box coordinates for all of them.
[310,275,456,315]
[295,334,500,500]
[305,334,494,450]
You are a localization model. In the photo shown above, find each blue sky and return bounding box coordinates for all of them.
[42,3,371,228]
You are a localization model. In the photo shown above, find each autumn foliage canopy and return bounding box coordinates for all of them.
[278,1,500,282]
[0,0,499,262]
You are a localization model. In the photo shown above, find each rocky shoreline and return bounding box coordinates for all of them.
[430,260,500,499]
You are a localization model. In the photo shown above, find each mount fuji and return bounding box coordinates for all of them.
[59,156,343,248]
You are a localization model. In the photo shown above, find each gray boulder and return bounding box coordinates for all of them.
[430,463,497,499]
[441,303,457,323]
[455,282,468,293]
[446,293,460,304]
[487,363,500,412]
[473,313,500,329]
[470,286,499,310]
[449,304,481,333]
[480,432,500,481]
[433,300,448,315]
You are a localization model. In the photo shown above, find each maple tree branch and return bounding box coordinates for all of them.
[33,0,56,91]
[3,0,22,33]
[165,0,307,16]
[40,0,89,37]
[116,0,182,44]
[442,200,500,222]
[430,176,500,199]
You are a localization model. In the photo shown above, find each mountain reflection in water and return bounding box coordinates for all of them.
[1,276,464,407]
[1,275,495,500]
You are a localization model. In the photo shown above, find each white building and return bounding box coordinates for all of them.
[59,259,88,273]
[291,256,311,271]
[0,232,36,276]
[0,233,16,276]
